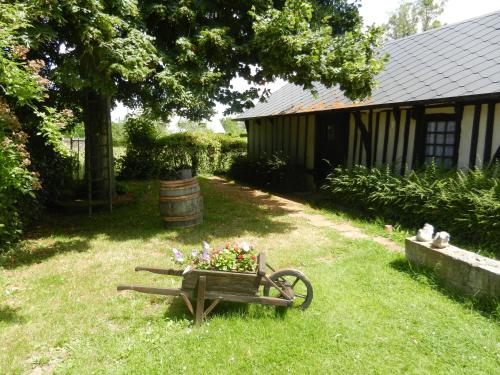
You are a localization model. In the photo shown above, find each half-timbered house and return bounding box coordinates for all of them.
[236,11,500,179]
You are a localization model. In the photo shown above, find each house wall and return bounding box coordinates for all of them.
[348,107,417,172]
[247,114,316,170]
[346,101,500,171]
[247,100,500,174]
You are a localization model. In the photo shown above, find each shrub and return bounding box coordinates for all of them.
[229,152,315,192]
[28,135,79,203]
[112,121,127,146]
[118,116,246,179]
[322,163,500,253]
[220,117,246,137]
[0,101,39,251]
[0,4,77,252]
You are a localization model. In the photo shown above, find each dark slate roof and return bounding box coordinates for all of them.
[237,10,500,120]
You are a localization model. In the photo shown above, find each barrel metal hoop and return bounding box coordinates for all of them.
[159,192,201,202]
[162,213,202,222]
[159,178,197,188]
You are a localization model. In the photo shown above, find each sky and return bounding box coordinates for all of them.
[111,0,500,131]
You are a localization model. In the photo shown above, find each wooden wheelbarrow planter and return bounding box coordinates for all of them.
[117,253,313,325]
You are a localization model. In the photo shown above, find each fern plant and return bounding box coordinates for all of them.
[322,162,500,255]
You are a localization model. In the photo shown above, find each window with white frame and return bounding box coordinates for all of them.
[424,118,457,168]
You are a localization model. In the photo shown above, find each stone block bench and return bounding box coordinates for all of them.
[405,237,500,300]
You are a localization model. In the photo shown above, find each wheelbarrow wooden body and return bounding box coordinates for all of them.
[118,253,313,325]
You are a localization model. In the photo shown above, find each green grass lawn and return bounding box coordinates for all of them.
[1,179,499,374]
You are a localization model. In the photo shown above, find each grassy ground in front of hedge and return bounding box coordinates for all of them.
[1,179,499,374]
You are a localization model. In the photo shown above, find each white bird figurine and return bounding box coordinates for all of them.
[416,223,434,242]
[432,232,450,248]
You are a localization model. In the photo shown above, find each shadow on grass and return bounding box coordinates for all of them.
[0,238,90,269]
[390,258,499,320]
[163,296,287,324]
[0,305,25,323]
[288,190,380,225]
[14,178,296,264]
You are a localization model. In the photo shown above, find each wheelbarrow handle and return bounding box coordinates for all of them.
[117,284,183,296]
[135,266,183,276]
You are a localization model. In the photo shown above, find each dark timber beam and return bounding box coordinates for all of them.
[382,110,391,165]
[483,102,496,164]
[368,109,374,167]
[392,107,401,165]
[354,111,372,167]
[352,114,358,167]
[374,112,380,166]
[412,106,425,169]
[401,108,412,175]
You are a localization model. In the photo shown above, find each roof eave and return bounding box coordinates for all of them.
[236,92,500,120]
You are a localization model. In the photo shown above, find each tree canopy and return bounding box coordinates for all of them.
[384,0,447,40]
[220,118,246,137]
[4,0,385,199]
[20,0,385,117]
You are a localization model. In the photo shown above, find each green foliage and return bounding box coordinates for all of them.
[27,134,79,204]
[2,179,499,373]
[250,0,385,99]
[180,243,258,272]
[12,0,385,201]
[417,0,447,31]
[313,0,363,35]
[322,163,500,254]
[24,0,385,120]
[118,116,246,179]
[0,3,79,252]
[385,0,447,39]
[229,152,314,192]
[67,123,85,138]
[124,116,159,150]
[0,4,44,106]
[220,117,246,137]
[0,4,40,251]
[177,119,209,133]
[111,122,126,146]
[0,128,38,249]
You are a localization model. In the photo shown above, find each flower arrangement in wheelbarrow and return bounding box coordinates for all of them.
[172,241,258,272]
[117,240,313,325]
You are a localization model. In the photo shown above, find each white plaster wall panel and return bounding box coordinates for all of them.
[457,105,474,169]
[475,104,488,167]
[491,103,500,160]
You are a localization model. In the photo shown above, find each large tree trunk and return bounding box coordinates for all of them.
[83,89,116,201]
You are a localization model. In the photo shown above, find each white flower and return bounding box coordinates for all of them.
[240,242,251,252]
[202,241,210,251]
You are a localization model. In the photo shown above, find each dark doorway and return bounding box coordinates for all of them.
[315,111,349,179]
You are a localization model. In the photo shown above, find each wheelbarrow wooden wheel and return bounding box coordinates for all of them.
[263,269,313,310]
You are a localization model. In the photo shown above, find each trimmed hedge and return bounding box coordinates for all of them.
[118,116,246,179]
[322,164,500,253]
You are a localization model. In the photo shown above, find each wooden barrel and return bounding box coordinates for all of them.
[159,178,203,227]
